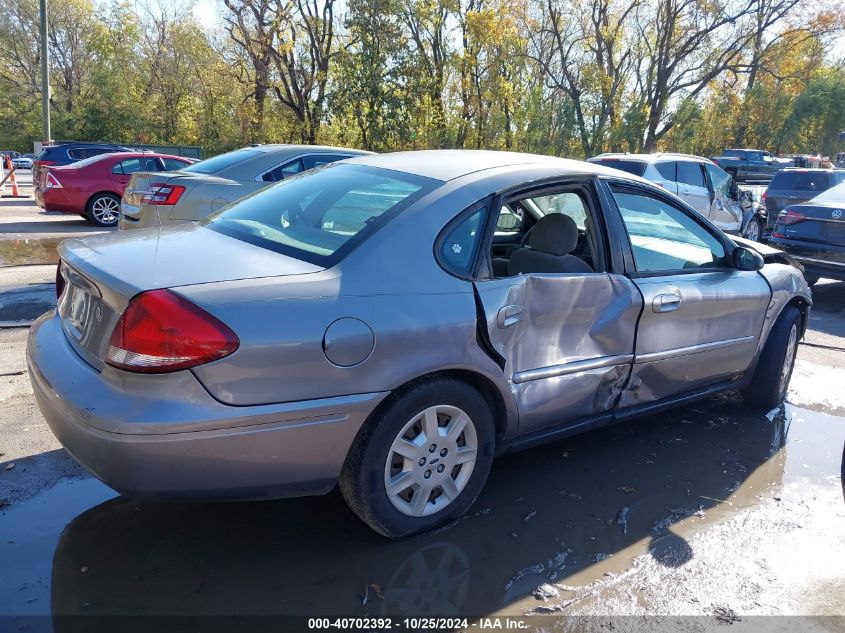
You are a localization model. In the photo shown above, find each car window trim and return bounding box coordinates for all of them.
[433,196,496,280]
[601,178,736,278]
[496,179,610,275]
[254,152,354,182]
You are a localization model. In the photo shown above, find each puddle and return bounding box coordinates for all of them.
[0,238,64,266]
[0,398,842,620]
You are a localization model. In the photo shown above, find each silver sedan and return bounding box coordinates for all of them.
[118,144,369,230]
[28,151,811,537]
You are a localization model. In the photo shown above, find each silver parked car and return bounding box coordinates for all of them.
[28,151,811,538]
[587,152,766,239]
[118,144,370,230]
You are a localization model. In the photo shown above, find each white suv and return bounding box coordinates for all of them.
[588,153,748,235]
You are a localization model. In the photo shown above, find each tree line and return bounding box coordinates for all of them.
[0,0,843,159]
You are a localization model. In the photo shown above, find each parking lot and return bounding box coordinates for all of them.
[0,178,843,627]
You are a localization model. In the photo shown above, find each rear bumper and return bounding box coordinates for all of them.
[27,312,387,500]
[768,236,845,281]
[34,188,83,214]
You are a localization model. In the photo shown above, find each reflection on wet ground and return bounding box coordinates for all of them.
[1,395,842,625]
[0,237,65,266]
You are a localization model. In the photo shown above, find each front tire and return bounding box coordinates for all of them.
[339,378,495,538]
[743,306,801,409]
[86,193,120,227]
[743,216,762,242]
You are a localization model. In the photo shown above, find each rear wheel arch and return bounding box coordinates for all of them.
[85,190,121,210]
[362,369,510,448]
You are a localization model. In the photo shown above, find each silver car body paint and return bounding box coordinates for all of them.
[28,150,811,500]
[119,145,370,230]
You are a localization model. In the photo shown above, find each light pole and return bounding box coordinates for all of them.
[39,0,51,144]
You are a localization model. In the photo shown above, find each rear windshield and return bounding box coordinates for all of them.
[768,171,832,192]
[809,181,845,204]
[182,148,261,174]
[593,159,647,177]
[205,164,439,266]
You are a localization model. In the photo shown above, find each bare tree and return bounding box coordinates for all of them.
[633,0,758,151]
[270,0,338,144]
[733,0,845,145]
[223,0,278,141]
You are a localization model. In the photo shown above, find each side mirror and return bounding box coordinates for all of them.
[733,246,764,271]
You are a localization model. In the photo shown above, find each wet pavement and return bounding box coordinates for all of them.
[0,195,843,629]
[1,395,842,626]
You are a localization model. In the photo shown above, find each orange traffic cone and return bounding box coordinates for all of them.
[1,155,28,198]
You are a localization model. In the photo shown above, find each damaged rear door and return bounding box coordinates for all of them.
[471,178,643,436]
[474,274,641,434]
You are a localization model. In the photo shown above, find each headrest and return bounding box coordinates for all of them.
[528,213,579,256]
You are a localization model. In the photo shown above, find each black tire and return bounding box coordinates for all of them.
[743,306,801,409]
[85,192,121,227]
[803,273,820,287]
[339,377,496,538]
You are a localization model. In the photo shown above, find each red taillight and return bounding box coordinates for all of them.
[761,190,767,205]
[782,210,806,225]
[107,289,239,373]
[55,263,66,299]
[141,183,185,205]
[45,172,62,189]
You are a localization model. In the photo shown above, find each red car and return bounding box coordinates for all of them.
[34,152,193,226]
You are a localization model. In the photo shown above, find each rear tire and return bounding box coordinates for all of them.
[742,306,801,410]
[339,377,495,538]
[86,193,120,227]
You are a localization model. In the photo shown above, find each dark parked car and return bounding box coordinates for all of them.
[33,142,134,184]
[769,181,845,285]
[712,149,791,182]
[763,169,845,234]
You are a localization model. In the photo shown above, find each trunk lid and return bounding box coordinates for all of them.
[121,171,235,228]
[776,203,845,246]
[56,225,323,368]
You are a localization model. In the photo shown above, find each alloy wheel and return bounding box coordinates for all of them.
[384,405,478,517]
[91,196,120,225]
[744,218,761,242]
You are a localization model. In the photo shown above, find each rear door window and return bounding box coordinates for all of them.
[183,148,262,175]
[655,162,676,181]
[161,157,190,171]
[302,154,351,169]
[262,159,304,182]
[594,159,647,177]
[677,162,706,188]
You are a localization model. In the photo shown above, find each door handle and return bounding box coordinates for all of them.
[497,304,522,328]
[652,293,681,313]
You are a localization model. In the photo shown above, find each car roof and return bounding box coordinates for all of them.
[244,144,370,156]
[589,152,709,164]
[778,167,844,172]
[346,150,638,182]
